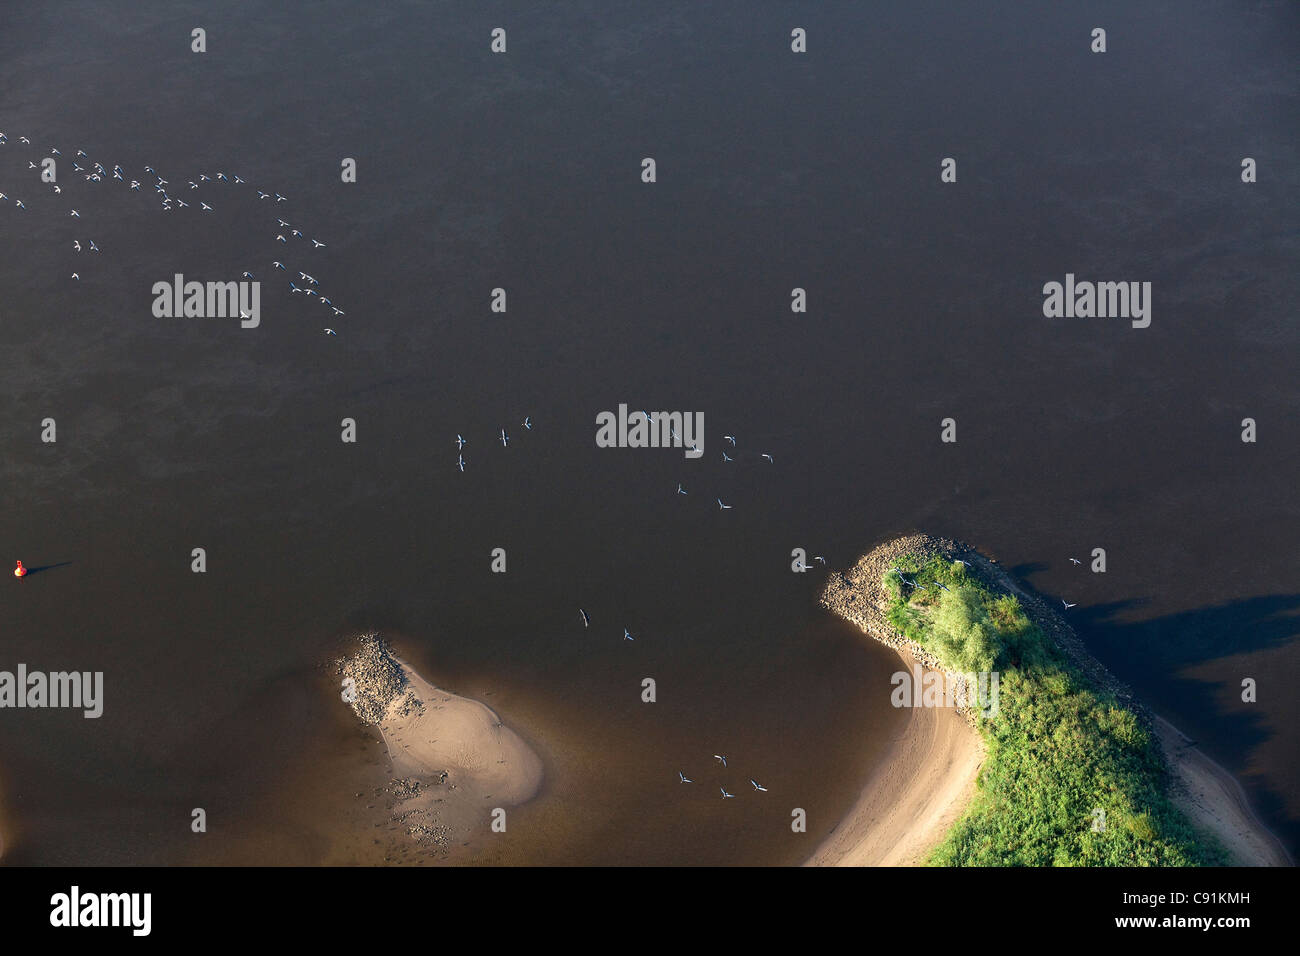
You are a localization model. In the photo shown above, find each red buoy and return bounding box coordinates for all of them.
[13,561,26,578]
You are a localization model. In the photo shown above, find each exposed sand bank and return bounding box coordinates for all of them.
[812,532,1291,867]
[805,645,984,866]
[337,634,543,857]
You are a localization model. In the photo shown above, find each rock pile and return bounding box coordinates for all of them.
[336,632,407,725]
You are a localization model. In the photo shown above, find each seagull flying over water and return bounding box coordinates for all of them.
[522,417,532,430]
[500,428,509,447]
[721,451,732,462]
[623,628,634,642]
[679,771,692,784]
[457,454,465,472]
[751,780,767,792]
[714,754,728,768]
[323,328,336,335]
[720,788,734,799]
[761,453,774,463]
[456,434,467,450]
[716,498,732,510]
[724,435,736,445]
[676,483,687,495]
[1062,600,1077,609]
[579,608,590,628]
[1069,558,1082,565]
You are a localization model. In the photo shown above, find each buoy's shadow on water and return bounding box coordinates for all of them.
[23,561,73,576]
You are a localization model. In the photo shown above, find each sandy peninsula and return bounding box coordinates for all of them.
[811,533,1292,868]
[336,634,543,856]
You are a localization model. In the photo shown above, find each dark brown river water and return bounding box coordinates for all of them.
[1,0,1296,864]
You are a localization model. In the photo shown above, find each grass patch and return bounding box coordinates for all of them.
[882,554,1223,866]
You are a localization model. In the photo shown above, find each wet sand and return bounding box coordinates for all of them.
[1155,716,1293,867]
[805,646,984,866]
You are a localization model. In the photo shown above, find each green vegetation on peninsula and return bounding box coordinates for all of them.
[882,553,1224,867]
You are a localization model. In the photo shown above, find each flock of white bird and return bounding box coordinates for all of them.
[577,606,772,799]
[0,129,345,335]
[452,416,535,472]
[668,422,777,513]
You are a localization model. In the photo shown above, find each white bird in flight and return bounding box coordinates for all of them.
[500,428,509,447]
[761,453,774,463]
[623,628,634,642]
[714,754,727,767]
[1062,600,1077,609]
[1069,558,1082,565]
[716,499,732,510]
[750,780,767,792]
[724,435,736,445]
[323,328,336,335]
[720,788,734,799]
[676,483,687,495]
[456,434,467,450]
[579,608,590,628]
[678,771,692,784]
